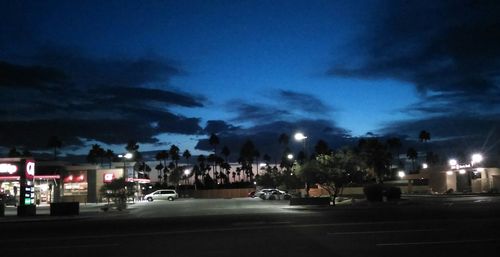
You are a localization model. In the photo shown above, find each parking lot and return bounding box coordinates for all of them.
[128,197,295,218]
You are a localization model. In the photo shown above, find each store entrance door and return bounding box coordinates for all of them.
[456,172,472,193]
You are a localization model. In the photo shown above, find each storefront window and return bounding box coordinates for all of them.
[63,173,88,196]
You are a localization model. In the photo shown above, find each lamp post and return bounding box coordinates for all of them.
[294,132,307,153]
[118,153,133,200]
[294,132,309,197]
[184,169,191,185]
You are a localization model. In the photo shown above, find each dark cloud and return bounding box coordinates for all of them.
[381,114,500,154]
[329,0,500,102]
[92,86,204,108]
[195,119,352,161]
[203,120,240,134]
[0,47,205,151]
[278,90,331,114]
[227,101,291,123]
[0,61,68,90]
[31,47,182,89]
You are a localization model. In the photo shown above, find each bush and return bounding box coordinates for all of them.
[363,184,384,202]
[363,184,401,202]
[384,186,401,201]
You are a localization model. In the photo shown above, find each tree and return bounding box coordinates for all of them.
[169,145,180,168]
[406,147,418,173]
[386,137,402,176]
[87,144,105,164]
[239,140,257,181]
[315,148,360,205]
[125,140,142,161]
[418,130,431,143]
[47,136,62,160]
[221,146,231,162]
[7,147,21,157]
[183,150,191,165]
[209,133,220,154]
[358,138,392,183]
[314,139,330,156]
[155,150,169,184]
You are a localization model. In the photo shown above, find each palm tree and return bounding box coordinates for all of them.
[386,137,402,172]
[418,130,431,159]
[358,138,392,183]
[406,147,418,174]
[183,150,191,165]
[47,136,62,160]
[209,133,220,154]
[239,140,256,181]
[278,133,290,164]
[156,150,169,184]
[87,144,105,164]
[418,130,431,143]
[169,145,180,168]
[8,147,21,157]
[314,139,330,156]
[125,140,142,161]
[221,146,230,162]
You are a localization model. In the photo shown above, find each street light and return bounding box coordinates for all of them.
[118,153,133,179]
[471,153,483,165]
[294,132,308,157]
[398,171,405,179]
[118,153,133,201]
[184,169,191,185]
[448,159,457,167]
[294,132,307,141]
[287,154,294,160]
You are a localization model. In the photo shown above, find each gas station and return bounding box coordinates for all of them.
[0,158,40,216]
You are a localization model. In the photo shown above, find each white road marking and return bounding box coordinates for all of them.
[377,238,500,246]
[328,229,443,235]
[22,243,120,250]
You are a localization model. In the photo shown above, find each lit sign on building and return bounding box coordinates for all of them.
[0,163,18,174]
[104,173,115,183]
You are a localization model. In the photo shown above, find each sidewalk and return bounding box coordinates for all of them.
[0,202,132,223]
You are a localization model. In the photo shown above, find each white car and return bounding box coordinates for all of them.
[255,189,291,200]
[144,190,178,202]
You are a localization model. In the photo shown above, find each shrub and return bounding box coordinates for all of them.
[384,186,401,201]
[363,184,384,202]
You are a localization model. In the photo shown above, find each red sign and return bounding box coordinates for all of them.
[0,163,17,175]
[104,173,114,183]
[26,161,35,178]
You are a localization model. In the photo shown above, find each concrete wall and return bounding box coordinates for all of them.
[192,188,254,198]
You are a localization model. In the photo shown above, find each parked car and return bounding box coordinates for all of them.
[144,190,178,202]
[254,189,291,200]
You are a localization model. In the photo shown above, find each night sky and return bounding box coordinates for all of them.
[1,0,499,160]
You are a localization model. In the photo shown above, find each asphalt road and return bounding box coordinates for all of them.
[1,196,500,257]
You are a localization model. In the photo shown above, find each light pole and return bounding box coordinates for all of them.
[294,132,308,197]
[118,153,133,200]
[184,169,191,185]
[294,132,307,152]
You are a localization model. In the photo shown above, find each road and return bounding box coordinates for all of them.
[1,196,500,257]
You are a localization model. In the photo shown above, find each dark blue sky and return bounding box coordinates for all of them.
[1,0,499,159]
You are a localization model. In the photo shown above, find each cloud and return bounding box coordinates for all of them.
[380,114,500,154]
[0,48,205,151]
[0,61,68,90]
[329,0,500,106]
[227,101,291,123]
[203,120,240,134]
[278,90,331,114]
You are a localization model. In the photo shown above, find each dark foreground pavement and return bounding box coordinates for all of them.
[1,196,500,257]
